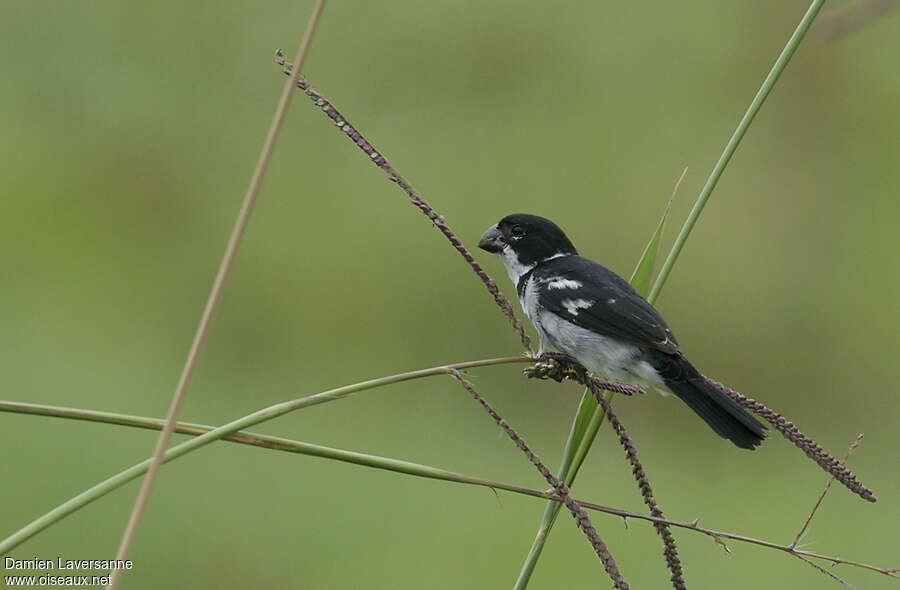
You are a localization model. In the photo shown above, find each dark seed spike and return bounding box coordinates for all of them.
[275,51,532,352]
[450,370,629,590]
[704,377,876,503]
[581,378,687,590]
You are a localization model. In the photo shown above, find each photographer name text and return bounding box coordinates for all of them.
[4,557,133,571]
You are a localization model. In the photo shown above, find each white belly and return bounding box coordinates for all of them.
[536,304,668,394]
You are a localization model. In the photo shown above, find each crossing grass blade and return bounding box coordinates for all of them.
[514,186,675,589]
[629,168,684,295]
[514,1,825,583]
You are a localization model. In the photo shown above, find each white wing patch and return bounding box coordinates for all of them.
[546,278,582,290]
[562,298,594,316]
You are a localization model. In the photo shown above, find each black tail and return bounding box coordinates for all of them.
[652,353,767,450]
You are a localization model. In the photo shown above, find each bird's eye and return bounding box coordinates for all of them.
[510,225,525,238]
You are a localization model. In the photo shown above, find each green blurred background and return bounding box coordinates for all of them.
[2,1,898,588]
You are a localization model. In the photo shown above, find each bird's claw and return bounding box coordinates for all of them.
[523,359,565,382]
[524,353,586,383]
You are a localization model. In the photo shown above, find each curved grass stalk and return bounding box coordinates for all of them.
[1,401,895,582]
[0,356,527,555]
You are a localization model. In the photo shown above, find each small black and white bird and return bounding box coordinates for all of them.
[479,213,766,449]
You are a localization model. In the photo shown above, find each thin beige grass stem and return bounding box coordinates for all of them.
[789,435,864,549]
[106,2,327,587]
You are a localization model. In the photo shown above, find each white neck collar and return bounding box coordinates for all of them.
[499,248,573,285]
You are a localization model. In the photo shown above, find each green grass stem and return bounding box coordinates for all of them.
[1,399,892,581]
[648,0,826,304]
[515,2,825,585]
[0,356,526,555]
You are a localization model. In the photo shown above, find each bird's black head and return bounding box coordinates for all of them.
[478,214,578,267]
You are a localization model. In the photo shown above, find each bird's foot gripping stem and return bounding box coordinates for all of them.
[524,353,643,396]
[524,352,587,383]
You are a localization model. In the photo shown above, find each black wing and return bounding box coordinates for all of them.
[534,256,680,354]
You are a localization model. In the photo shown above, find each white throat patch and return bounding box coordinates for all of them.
[499,245,535,285]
